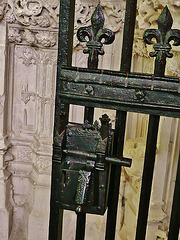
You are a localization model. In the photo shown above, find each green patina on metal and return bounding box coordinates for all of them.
[77,4,115,69]
[55,114,131,215]
[58,6,180,118]
[59,66,180,117]
[49,2,180,240]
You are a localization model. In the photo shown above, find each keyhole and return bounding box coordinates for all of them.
[62,170,66,185]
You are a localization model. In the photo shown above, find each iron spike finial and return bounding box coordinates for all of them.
[143,6,180,76]
[77,4,115,70]
[157,5,173,35]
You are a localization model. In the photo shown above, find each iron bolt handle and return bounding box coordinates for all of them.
[105,156,132,168]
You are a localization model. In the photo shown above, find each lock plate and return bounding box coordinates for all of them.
[56,116,112,215]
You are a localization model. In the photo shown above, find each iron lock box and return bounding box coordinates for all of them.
[56,115,112,215]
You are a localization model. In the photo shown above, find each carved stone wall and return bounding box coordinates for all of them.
[0,0,179,239]
[0,0,59,239]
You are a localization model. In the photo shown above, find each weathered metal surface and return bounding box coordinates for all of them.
[58,5,180,119]
[77,4,115,70]
[49,0,75,239]
[105,1,137,239]
[59,66,180,118]
[143,6,180,77]
[55,114,131,215]
[135,6,180,240]
[76,4,113,237]
[120,0,137,73]
[50,0,180,239]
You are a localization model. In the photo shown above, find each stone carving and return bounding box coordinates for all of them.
[36,30,56,47]
[8,27,57,47]
[166,51,180,76]
[136,0,180,30]
[14,0,43,26]
[21,84,36,104]
[8,28,22,43]
[34,159,51,172]
[17,147,32,162]
[6,0,59,28]
[16,46,37,66]
[100,0,125,32]
[23,29,36,45]
[75,0,94,29]
[133,38,149,57]
[124,137,146,190]
[39,50,57,65]
[5,6,16,24]
[74,0,95,48]
[0,0,6,21]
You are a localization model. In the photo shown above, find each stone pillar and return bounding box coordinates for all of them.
[0,20,13,240]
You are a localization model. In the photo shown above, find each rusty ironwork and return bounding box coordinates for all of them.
[135,6,180,240]
[49,1,180,240]
[54,114,131,215]
[77,4,115,69]
[143,6,180,76]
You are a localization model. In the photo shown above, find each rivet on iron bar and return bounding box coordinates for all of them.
[124,73,129,87]
[99,69,104,84]
[75,67,79,82]
[151,75,155,90]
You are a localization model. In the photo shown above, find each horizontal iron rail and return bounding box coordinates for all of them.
[61,66,179,84]
[58,67,180,118]
[59,94,180,119]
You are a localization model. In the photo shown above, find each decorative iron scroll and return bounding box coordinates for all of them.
[77,4,115,69]
[143,6,180,76]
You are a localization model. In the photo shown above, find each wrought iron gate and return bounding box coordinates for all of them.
[49,0,180,239]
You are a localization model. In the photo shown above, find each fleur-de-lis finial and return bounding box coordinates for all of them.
[77,4,115,70]
[143,6,180,76]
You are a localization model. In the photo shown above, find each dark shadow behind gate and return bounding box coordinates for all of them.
[49,0,180,239]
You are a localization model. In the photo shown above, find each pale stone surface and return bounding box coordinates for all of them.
[0,0,179,239]
[0,19,13,240]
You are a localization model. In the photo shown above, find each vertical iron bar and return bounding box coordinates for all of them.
[75,3,113,236]
[49,0,75,239]
[57,210,64,240]
[75,213,86,240]
[135,10,173,239]
[120,0,138,74]
[135,6,179,238]
[76,97,94,240]
[84,107,94,124]
[135,115,160,240]
[105,111,127,240]
[168,154,180,240]
[105,1,137,239]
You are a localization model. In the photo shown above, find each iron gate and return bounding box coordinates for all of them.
[49,0,180,239]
